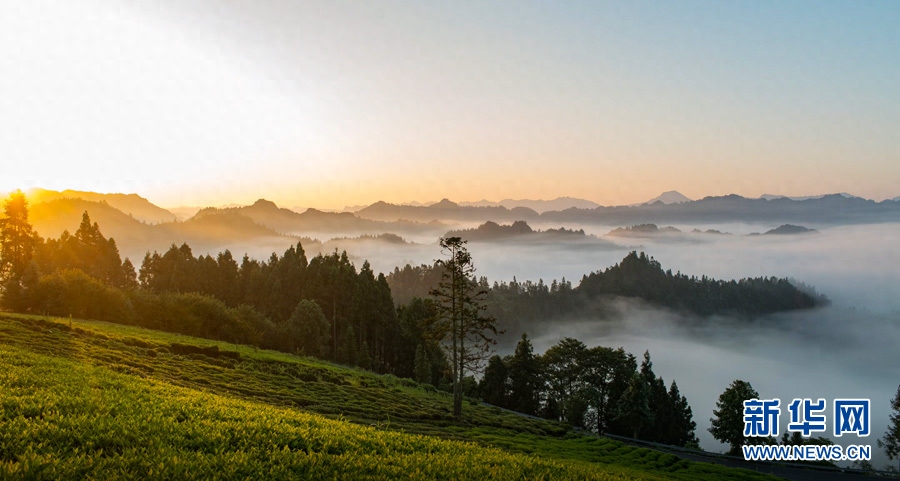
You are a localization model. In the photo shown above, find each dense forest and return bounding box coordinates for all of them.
[387,251,829,337]
[478,334,698,446]
[5,210,402,372]
[0,192,830,446]
[578,251,828,316]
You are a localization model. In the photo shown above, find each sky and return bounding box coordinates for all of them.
[1,0,899,209]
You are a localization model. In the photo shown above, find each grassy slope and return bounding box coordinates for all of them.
[0,314,778,480]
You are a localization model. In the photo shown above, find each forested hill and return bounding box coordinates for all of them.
[388,252,829,322]
[577,252,828,316]
[444,220,588,242]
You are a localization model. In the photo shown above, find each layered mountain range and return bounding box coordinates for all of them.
[10,189,900,262]
[353,193,900,225]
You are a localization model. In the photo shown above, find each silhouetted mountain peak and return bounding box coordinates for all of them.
[433,199,459,208]
[250,199,279,209]
[643,191,692,205]
[509,220,533,234]
[764,224,818,235]
[192,207,221,218]
[25,188,177,224]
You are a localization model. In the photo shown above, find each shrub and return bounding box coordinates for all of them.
[29,269,135,323]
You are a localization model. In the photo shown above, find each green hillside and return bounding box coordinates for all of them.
[0,314,777,480]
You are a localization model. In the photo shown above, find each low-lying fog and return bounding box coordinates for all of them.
[522,302,898,466]
[332,221,899,465]
[186,220,899,465]
[474,222,899,467]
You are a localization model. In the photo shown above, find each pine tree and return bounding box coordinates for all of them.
[413,343,432,384]
[878,384,900,464]
[372,273,397,371]
[340,324,357,365]
[397,297,438,379]
[507,333,541,415]
[637,350,673,443]
[616,373,653,439]
[478,355,509,407]
[215,250,240,304]
[358,340,372,370]
[429,237,499,417]
[120,258,138,290]
[306,251,358,360]
[668,381,699,448]
[0,191,36,282]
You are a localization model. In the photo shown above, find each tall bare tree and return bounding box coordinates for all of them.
[429,236,499,417]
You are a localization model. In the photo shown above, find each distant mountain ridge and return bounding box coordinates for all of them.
[14,188,900,248]
[20,194,446,263]
[356,199,540,223]
[604,223,819,238]
[354,193,900,225]
[542,193,900,225]
[758,192,860,201]
[27,198,291,263]
[30,198,154,246]
[457,197,601,213]
[203,199,439,237]
[26,188,178,224]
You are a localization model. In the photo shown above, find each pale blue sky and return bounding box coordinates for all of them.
[2,0,898,208]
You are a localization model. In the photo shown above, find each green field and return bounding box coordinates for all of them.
[0,313,778,480]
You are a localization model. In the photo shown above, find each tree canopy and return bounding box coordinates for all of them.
[709,380,762,456]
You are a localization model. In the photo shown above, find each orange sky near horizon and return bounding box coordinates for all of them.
[2,1,898,210]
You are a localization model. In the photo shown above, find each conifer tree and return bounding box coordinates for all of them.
[879,384,900,465]
[616,373,653,439]
[429,237,499,417]
[507,333,541,415]
[478,355,509,407]
[668,381,699,448]
[0,191,36,282]
[413,343,432,384]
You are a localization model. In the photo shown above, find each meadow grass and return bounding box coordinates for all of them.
[0,313,779,480]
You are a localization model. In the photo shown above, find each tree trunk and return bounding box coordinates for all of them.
[451,245,461,418]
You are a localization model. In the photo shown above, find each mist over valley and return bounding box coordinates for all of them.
[8,187,900,467]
